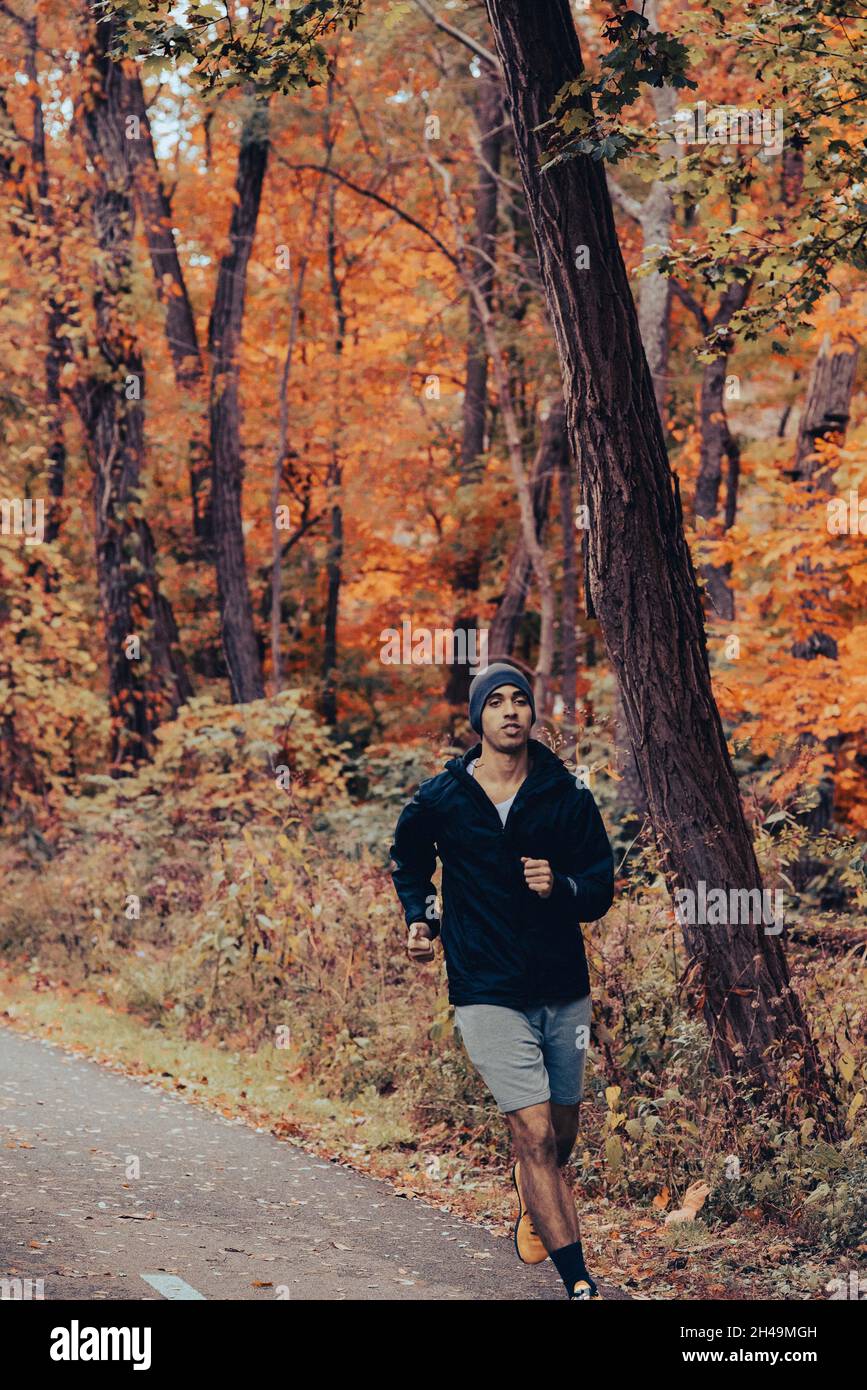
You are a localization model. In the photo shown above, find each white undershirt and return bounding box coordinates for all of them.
[467,758,516,827]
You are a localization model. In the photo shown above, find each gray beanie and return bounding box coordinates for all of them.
[468,662,536,734]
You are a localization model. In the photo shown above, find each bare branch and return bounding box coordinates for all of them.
[272,155,458,267]
[0,2,27,28]
[411,0,500,68]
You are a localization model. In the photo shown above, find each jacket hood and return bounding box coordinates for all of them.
[445,737,574,796]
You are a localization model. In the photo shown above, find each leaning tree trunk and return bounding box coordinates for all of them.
[77,15,192,768]
[490,397,565,654]
[484,0,835,1124]
[124,70,211,546]
[445,69,505,709]
[207,95,269,704]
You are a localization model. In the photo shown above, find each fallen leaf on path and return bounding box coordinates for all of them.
[664,1181,710,1225]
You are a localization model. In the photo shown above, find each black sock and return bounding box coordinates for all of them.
[550,1240,597,1297]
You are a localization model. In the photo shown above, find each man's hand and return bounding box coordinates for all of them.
[407,921,436,962]
[521,857,554,899]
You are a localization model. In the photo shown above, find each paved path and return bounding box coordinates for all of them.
[0,1025,627,1301]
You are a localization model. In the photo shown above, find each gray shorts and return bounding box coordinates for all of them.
[453,994,592,1114]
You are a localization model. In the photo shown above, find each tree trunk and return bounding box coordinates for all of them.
[635,176,674,415]
[0,32,71,553]
[557,441,577,755]
[459,71,505,480]
[321,146,345,727]
[636,0,674,414]
[782,132,805,210]
[124,70,211,545]
[793,333,859,481]
[789,330,859,849]
[613,681,648,826]
[790,330,859,665]
[26,21,67,549]
[77,15,192,767]
[445,70,506,709]
[207,95,269,704]
[269,178,327,692]
[693,280,749,621]
[605,3,675,414]
[490,398,565,654]
[484,0,835,1122]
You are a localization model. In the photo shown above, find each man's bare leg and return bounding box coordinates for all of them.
[505,1100,578,1253]
[508,1098,598,1297]
[550,1100,581,1216]
[551,1100,581,1167]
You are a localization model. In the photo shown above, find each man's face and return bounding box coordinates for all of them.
[480,684,533,752]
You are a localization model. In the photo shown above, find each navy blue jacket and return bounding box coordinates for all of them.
[389,739,614,1008]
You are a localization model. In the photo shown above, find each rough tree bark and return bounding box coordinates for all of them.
[77,15,192,767]
[207,94,269,704]
[484,0,835,1122]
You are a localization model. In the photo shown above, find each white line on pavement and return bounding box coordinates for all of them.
[141,1273,207,1300]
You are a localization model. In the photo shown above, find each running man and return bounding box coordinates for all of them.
[389,660,614,1300]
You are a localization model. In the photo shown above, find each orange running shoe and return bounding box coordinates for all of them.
[512,1160,549,1264]
[570,1279,603,1300]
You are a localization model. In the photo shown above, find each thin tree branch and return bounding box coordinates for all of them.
[272,155,458,267]
[670,278,710,335]
[411,0,500,68]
